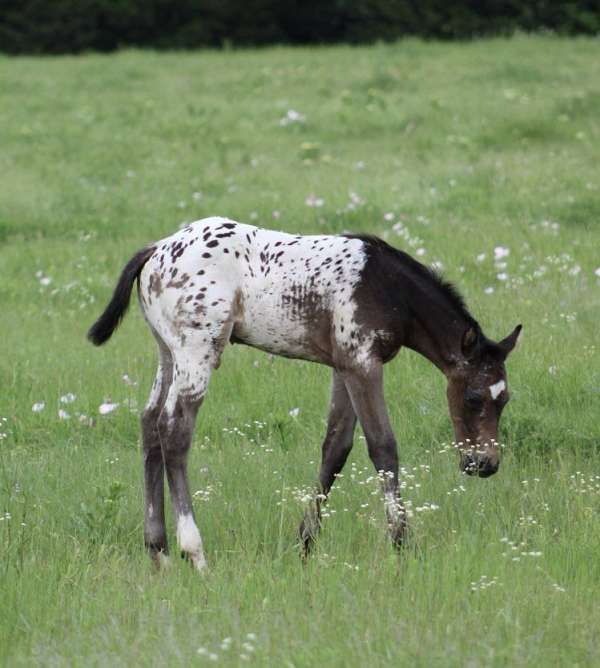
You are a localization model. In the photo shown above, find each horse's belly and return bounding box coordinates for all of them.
[233,288,332,363]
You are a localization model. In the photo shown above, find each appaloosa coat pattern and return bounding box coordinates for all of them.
[88,216,521,571]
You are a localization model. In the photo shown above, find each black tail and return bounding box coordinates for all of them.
[87,246,156,346]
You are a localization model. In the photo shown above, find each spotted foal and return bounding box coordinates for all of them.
[89,216,521,571]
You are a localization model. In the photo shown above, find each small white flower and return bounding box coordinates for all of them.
[416,248,426,256]
[32,402,46,413]
[121,374,138,386]
[60,393,76,404]
[383,212,395,221]
[288,408,300,418]
[494,246,510,260]
[99,402,119,415]
[58,409,70,420]
[305,195,324,207]
[484,287,495,294]
[496,272,508,281]
[476,253,486,262]
[279,109,305,126]
[595,267,600,278]
[39,276,52,286]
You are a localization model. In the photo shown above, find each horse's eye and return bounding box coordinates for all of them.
[465,391,484,410]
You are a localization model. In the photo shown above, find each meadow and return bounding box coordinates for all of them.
[1,35,600,666]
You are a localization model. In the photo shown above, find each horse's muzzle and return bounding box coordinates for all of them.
[460,453,500,478]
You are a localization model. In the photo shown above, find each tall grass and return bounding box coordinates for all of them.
[1,36,599,666]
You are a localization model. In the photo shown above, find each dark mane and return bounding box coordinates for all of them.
[345,233,477,326]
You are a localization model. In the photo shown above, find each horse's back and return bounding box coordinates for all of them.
[139,217,372,366]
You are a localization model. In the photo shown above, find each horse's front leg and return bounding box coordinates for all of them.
[342,363,408,549]
[300,370,357,555]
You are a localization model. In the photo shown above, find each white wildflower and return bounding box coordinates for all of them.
[305,195,324,207]
[279,109,305,126]
[32,402,46,413]
[122,374,138,386]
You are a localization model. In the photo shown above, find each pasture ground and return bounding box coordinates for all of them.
[1,36,600,666]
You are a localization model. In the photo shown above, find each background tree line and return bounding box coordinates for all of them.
[1,0,599,54]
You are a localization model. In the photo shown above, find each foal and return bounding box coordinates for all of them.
[88,217,521,571]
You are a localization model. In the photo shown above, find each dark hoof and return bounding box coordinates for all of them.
[299,519,319,560]
[148,547,170,571]
[389,521,409,552]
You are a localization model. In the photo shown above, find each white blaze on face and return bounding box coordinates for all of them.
[489,380,506,400]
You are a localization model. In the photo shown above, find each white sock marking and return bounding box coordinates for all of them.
[176,513,207,572]
[384,491,404,523]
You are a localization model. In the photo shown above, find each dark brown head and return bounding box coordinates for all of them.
[447,324,521,477]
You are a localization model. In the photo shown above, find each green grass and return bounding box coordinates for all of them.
[1,35,600,666]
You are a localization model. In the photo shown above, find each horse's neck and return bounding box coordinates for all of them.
[403,306,467,375]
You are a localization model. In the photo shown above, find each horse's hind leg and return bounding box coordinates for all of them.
[158,322,232,572]
[300,370,357,555]
[141,337,173,569]
[161,386,206,572]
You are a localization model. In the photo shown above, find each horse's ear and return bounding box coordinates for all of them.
[461,325,480,359]
[498,324,522,357]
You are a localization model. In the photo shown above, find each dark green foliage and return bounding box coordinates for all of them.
[1,0,599,54]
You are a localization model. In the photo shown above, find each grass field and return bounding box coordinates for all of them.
[2,35,600,666]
